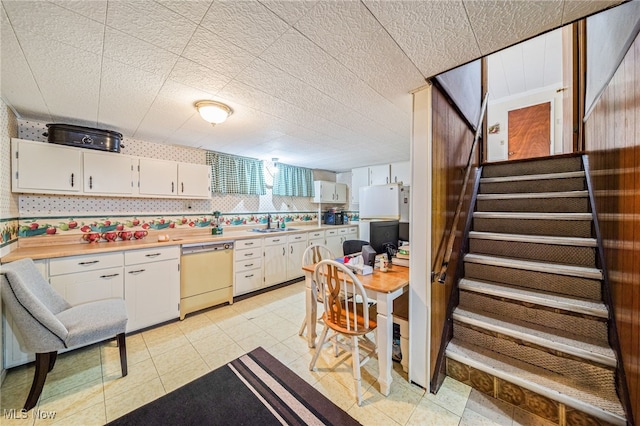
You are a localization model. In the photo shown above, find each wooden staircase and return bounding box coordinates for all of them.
[444,155,628,426]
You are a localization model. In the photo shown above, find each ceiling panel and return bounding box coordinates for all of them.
[0,0,622,172]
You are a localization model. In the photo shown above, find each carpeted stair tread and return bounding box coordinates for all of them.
[446,340,626,425]
[473,212,592,221]
[481,156,582,178]
[452,306,615,367]
[459,278,608,318]
[476,190,588,200]
[464,253,603,280]
[480,171,585,183]
[468,231,597,247]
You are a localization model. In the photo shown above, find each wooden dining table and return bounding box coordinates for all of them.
[302,263,409,396]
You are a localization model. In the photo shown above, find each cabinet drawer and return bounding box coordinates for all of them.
[235,257,262,273]
[325,229,339,237]
[338,228,348,235]
[287,233,307,243]
[235,270,262,296]
[347,227,357,235]
[235,239,262,250]
[50,252,123,276]
[126,246,180,265]
[308,230,324,239]
[264,236,286,246]
[235,248,261,261]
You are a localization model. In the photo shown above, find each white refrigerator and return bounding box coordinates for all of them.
[358,184,410,241]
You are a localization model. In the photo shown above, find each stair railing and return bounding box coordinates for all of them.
[433,92,489,284]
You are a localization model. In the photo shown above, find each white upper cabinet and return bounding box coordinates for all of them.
[177,163,211,198]
[369,164,391,185]
[351,167,369,204]
[83,151,135,195]
[390,161,411,185]
[12,139,82,194]
[138,158,177,196]
[312,181,347,204]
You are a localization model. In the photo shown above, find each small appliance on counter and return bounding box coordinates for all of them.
[323,210,344,225]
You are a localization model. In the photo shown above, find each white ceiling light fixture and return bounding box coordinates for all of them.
[195,100,233,126]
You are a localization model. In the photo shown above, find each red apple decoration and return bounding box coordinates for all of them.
[46,226,56,235]
[189,221,195,227]
[141,223,150,230]
[116,224,124,231]
[181,217,187,224]
[132,218,140,226]
[80,225,91,232]
[159,219,165,224]
[169,222,175,228]
[30,223,39,230]
[103,220,111,226]
[68,220,77,229]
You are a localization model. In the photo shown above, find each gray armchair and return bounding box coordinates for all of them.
[0,258,128,411]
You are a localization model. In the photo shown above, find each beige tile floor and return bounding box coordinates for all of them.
[1,280,555,425]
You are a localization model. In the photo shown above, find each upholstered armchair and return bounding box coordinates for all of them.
[0,258,128,411]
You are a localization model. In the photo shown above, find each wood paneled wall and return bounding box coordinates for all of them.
[584,33,640,422]
[430,85,477,382]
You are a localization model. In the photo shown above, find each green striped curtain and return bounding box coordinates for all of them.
[273,163,314,197]
[206,152,266,195]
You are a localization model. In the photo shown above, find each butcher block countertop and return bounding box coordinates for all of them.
[0,224,357,263]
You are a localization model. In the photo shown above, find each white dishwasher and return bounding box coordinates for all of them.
[180,241,234,320]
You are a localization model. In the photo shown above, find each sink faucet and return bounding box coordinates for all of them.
[267,214,271,229]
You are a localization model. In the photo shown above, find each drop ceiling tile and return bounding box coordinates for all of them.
[365,0,480,78]
[156,0,212,24]
[562,0,622,23]
[182,27,256,79]
[98,58,166,135]
[103,27,178,79]
[3,0,104,55]
[200,0,291,56]
[17,32,101,124]
[51,0,107,24]
[466,0,563,56]
[106,1,196,54]
[259,0,318,26]
[0,7,49,120]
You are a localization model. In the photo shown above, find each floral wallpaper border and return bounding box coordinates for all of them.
[16,211,359,243]
[1,218,19,247]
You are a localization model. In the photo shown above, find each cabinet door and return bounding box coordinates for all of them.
[263,239,287,286]
[325,231,343,257]
[178,162,211,198]
[13,139,82,194]
[125,259,179,332]
[83,151,134,195]
[351,167,369,203]
[50,268,124,306]
[334,183,347,204]
[369,164,391,185]
[286,233,308,280]
[313,181,336,203]
[390,161,411,185]
[139,158,177,196]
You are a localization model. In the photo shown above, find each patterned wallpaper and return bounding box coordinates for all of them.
[0,101,19,250]
[7,119,354,243]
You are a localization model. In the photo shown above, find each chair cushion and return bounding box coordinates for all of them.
[56,299,127,348]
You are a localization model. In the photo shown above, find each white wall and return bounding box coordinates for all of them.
[486,84,564,162]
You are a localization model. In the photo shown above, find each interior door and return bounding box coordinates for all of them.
[507,102,551,160]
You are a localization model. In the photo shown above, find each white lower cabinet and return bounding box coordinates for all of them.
[286,233,307,280]
[234,238,263,296]
[263,235,287,287]
[3,260,47,368]
[124,246,180,332]
[307,230,325,246]
[325,229,344,257]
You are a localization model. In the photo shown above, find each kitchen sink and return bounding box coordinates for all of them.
[250,227,298,233]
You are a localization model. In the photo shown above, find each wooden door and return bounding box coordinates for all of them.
[508,102,551,160]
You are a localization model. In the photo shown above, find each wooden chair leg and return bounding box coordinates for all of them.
[24,351,55,411]
[298,317,307,336]
[351,336,363,406]
[47,352,58,372]
[117,333,128,377]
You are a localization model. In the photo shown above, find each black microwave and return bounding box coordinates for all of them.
[324,211,343,225]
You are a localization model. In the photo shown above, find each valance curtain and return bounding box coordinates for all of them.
[273,163,314,197]
[206,152,266,195]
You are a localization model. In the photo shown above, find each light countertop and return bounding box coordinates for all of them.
[1,224,358,263]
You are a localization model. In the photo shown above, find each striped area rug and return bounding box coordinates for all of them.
[108,346,361,426]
